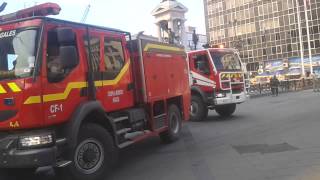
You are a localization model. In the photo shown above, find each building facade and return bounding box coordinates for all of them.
[204,0,320,75]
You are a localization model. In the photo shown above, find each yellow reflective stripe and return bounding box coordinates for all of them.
[143,43,184,52]
[94,81,103,87]
[0,85,6,94]
[43,82,87,102]
[24,96,42,104]
[7,82,21,92]
[24,62,130,104]
[103,62,130,86]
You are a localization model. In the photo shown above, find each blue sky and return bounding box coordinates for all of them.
[1,0,206,36]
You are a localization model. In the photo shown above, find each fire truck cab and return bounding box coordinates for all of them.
[188,48,247,121]
[0,3,190,180]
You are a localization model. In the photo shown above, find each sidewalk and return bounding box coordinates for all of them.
[248,87,314,98]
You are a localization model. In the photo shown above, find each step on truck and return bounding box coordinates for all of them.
[188,48,246,121]
[0,3,190,180]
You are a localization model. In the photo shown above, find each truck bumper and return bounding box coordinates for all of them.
[216,92,246,105]
[0,132,57,168]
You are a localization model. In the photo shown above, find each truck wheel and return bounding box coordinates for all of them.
[215,104,236,117]
[56,123,117,180]
[190,95,208,121]
[160,104,182,143]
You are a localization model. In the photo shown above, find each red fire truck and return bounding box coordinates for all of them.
[188,48,247,121]
[0,3,190,180]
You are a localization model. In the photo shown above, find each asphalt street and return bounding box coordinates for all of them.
[3,90,320,180]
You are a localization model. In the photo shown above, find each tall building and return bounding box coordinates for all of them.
[204,0,320,75]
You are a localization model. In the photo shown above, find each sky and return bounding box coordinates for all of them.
[1,0,206,36]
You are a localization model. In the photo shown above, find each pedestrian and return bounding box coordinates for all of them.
[270,75,280,96]
[316,72,320,92]
[311,72,319,92]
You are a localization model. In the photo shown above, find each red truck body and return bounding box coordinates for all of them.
[0,3,190,180]
[187,48,247,121]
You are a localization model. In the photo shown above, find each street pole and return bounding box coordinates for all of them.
[295,0,305,77]
[303,0,313,74]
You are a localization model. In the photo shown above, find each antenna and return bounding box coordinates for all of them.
[81,4,91,23]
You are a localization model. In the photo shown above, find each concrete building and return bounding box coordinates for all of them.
[204,0,320,76]
[152,0,188,46]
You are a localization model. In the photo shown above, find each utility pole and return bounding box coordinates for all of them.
[295,0,305,76]
[303,0,313,74]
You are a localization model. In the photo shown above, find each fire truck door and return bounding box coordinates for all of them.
[42,27,85,125]
[101,35,134,111]
[190,52,214,86]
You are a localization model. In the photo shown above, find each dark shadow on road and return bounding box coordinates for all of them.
[196,114,249,123]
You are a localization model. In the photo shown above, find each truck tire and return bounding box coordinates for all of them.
[190,95,208,121]
[160,104,182,143]
[215,104,236,117]
[56,123,117,180]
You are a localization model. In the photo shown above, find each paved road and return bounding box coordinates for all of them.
[4,90,320,180]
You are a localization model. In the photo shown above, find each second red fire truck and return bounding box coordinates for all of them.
[0,3,190,180]
[188,48,247,121]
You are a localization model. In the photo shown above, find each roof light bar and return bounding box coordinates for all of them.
[0,2,61,22]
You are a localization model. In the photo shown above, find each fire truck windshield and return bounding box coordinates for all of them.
[210,51,241,71]
[0,28,38,80]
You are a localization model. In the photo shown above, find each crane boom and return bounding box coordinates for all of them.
[81,4,90,23]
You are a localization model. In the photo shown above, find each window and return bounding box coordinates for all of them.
[311,41,315,49]
[193,54,211,75]
[47,29,78,82]
[313,26,319,34]
[261,35,266,42]
[290,30,297,37]
[272,47,277,54]
[302,28,307,36]
[84,36,101,72]
[287,44,292,52]
[315,40,320,48]
[303,42,308,50]
[277,46,282,53]
[263,49,267,55]
[276,33,280,40]
[0,28,38,81]
[103,37,125,80]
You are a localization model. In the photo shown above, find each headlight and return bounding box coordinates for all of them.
[216,93,226,98]
[19,133,54,148]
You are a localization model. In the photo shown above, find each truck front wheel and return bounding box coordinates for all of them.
[190,95,208,121]
[57,123,117,180]
[215,104,236,117]
[160,104,182,143]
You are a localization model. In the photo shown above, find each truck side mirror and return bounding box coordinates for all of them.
[59,46,79,69]
[57,27,75,45]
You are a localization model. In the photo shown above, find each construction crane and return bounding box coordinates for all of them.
[80,4,90,23]
[0,2,7,13]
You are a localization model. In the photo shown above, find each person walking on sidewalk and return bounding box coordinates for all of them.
[270,75,280,96]
[311,72,319,92]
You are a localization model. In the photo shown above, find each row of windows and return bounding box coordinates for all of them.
[207,2,223,15]
[257,2,278,16]
[225,0,254,10]
[238,40,320,58]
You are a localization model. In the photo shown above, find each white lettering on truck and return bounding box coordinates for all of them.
[0,30,16,39]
